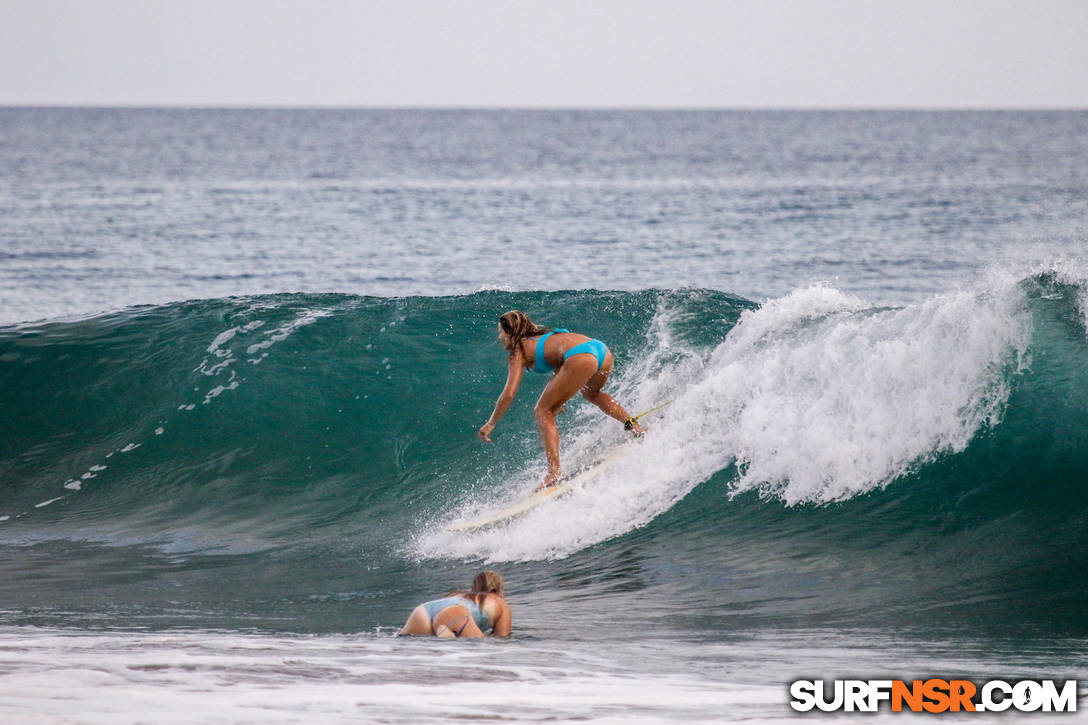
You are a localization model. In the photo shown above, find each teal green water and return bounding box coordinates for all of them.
[4,107,1087,723]
[1,278,1087,639]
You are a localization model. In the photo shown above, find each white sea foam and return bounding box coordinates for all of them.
[429,278,1032,562]
[0,627,790,725]
[1,627,1072,724]
[692,282,1030,504]
[244,309,331,356]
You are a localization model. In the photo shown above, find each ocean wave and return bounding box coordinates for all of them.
[2,273,1088,631]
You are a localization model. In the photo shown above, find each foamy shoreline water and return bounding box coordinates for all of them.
[0,627,784,724]
[6,627,1084,724]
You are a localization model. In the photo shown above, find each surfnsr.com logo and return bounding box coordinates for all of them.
[789,679,1078,713]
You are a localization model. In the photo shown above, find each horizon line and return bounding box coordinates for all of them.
[2,102,1087,113]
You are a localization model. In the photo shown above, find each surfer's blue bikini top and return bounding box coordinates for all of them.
[532,329,608,373]
[532,329,568,373]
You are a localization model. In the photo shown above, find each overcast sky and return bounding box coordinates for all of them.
[1,0,1086,108]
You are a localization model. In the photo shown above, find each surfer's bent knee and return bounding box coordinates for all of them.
[533,403,554,421]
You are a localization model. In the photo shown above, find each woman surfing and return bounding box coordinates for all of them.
[478,310,645,490]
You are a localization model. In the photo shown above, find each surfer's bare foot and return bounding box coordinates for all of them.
[535,470,562,492]
[629,422,646,437]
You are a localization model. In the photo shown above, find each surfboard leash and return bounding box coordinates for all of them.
[623,399,676,430]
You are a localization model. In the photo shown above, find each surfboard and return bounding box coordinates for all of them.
[448,441,635,532]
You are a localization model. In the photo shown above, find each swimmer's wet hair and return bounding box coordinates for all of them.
[447,570,505,608]
[472,570,504,596]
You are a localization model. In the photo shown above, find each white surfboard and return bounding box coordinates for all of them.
[448,441,636,532]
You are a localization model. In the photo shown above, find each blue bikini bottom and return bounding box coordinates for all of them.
[420,596,492,633]
[563,339,608,370]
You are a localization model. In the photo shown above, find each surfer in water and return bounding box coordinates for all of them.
[397,570,512,638]
[478,310,645,490]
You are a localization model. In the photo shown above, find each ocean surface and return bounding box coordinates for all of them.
[1,108,1087,723]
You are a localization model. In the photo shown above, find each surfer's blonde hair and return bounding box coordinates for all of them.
[446,570,505,608]
[472,570,505,596]
[498,310,549,352]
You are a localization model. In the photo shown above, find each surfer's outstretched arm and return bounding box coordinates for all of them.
[478,350,525,442]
